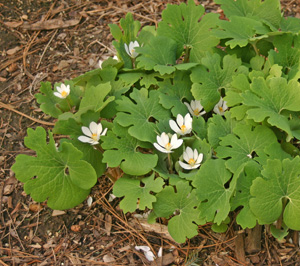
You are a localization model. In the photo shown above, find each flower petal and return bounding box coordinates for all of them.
[170,134,183,149]
[213,104,220,115]
[154,143,171,153]
[183,150,190,163]
[223,100,228,111]
[90,140,99,145]
[179,161,193,170]
[101,127,108,136]
[184,102,193,116]
[184,113,193,125]
[96,123,103,136]
[89,121,98,134]
[133,41,139,48]
[160,132,169,146]
[185,147,194,159]
[193,149,198,160]
[157,135,165,147]
[78,136,92,143]
[194,100,202,110]
[124,43,130,56]
[176,114,184,127]
[169,120,180,134]
[53,92,64,98]
[190,100,196,110]
[191,163,201,169]
[56,85,63,93]
[196,153,204,164]
[64,84,70,94]
[81,126,92,137]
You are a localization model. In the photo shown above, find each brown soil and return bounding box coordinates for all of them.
[1,0,300,265]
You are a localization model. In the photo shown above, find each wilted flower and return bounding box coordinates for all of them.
[53,83,70,99]
[124,41,140,58]
[213,98,228,116]
[153,132,183,153]
[179,147,203,170]
[169,113,193,135]
[135,246,162,262]
[184,100,206,117]
[78,121,107,145]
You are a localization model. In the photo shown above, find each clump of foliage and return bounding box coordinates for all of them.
[12,0,300,243]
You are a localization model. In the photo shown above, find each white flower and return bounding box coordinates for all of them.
[179,147,203,170]
[169,113,193,135]
[153,132,183,153]
[98,60,103,69]
[53,83,70,99]
[87,196,93,207]
[184,100,206,117]
[124,41,140,58]
[135,246,162,262]
[213,98,228,116]
[78,121,107,145]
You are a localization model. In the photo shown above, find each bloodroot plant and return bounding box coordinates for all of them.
[12,0,300,243]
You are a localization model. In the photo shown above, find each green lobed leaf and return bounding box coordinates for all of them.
[224,73,251,120]
[191,53,243,111]
[79,82,115,115]
[35,82,63,118]
[279,17,300,34]
[268,34,300,80]
[215,0,282,29]
[102,122,158,175]
[192,116,207,140]
[115,88,171,143]
[152,181,202,243]
[157,0,219,62]
[135,35,178,75]
[250,157,300,230]
[158,71,193,117]
[11,127,97,210]
[216,124,278,172]
[231,161,261,229]
[242,77,300,139]
[270,223,289,241]
[193,159,240,225]
[213,16,269,49]
[113,174,164,213]
[211,217,231,233]
[207,112,237,149]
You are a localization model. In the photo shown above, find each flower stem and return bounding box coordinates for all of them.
[251,41,259,56]
[276,197,288,229]
[131,57,135,69]
[167,153,173,174]
[183,46,190,63]
[95,145,104,153]
[66,97,72,111]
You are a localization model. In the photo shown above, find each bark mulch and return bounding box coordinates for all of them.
[1,1,300,265]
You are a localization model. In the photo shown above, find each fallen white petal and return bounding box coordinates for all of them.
[87,196,93,207]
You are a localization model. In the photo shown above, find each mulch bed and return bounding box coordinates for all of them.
[1,1,300,265]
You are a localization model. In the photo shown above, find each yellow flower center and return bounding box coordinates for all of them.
[131,49,135,55]
[91,133,98,141]
[181,125,187,132]
[165,143,171,150]
[193,108,200,116]
[61,90,68,98]
[188,158,196,166]
[219,106,223,112]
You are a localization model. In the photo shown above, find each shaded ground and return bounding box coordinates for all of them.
[1,0,300,265]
